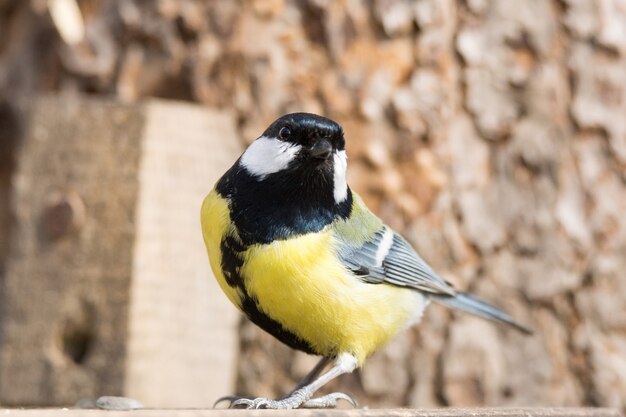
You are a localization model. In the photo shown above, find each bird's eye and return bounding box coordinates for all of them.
[278,126,292,140]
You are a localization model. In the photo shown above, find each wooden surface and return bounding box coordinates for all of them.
[0,408,621,417]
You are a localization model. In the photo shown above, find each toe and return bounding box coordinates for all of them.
[253,399,271,409]
[230,398,254,409]
[302,392,358,409]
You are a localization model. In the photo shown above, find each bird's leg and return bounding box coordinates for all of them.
[230,353,358,409]
[290,356,357,408]
[214,356,333,408]
[287,356,333,395]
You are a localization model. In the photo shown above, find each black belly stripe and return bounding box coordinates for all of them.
[241,295,317,354]
[220,236,246,288]
[220,231,317,355]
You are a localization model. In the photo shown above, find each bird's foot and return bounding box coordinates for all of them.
[301,392,358,408]
[230,388,307,409]
[215,390,357,409]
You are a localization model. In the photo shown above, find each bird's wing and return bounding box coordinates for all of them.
[332,193,533,334]
[332,194,456,296]
[339,226,456,295]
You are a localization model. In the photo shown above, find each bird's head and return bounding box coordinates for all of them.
[239,113,349,204]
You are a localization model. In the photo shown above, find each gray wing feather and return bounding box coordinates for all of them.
[337,224,532,334]
[340,227,456,296]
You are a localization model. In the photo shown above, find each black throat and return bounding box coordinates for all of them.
[216,160,352,245]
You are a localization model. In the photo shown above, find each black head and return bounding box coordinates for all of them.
[261,113,345,158]
[237,112,348,188]
[216,113,353,244]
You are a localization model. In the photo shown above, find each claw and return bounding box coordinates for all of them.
[302,392,358,409]
[230,398,252,409]
[213,395,252,408]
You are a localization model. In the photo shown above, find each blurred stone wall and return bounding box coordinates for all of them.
[1,0,625,410]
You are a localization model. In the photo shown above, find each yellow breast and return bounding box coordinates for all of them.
[201,188,426,365]
[241,230,425,364]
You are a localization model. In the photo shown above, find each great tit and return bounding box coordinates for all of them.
[201,113,530,409]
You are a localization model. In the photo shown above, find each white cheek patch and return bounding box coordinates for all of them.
[240,136,301,179]
[333,150,348,203]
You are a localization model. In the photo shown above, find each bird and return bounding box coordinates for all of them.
[201,112,531,409]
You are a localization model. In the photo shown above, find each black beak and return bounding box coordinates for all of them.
[310,139,333,160]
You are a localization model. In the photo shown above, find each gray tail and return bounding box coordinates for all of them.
[430,292,532,335]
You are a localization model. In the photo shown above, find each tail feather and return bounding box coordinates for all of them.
[430,292,532,335]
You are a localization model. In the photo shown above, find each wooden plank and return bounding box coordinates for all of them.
[125,100,242,407]
[0,408,621,417]
[0,96,241,407]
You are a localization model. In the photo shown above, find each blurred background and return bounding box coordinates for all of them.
[1,0,625,411]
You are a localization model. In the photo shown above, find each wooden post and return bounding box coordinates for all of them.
[0,96,241,407]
